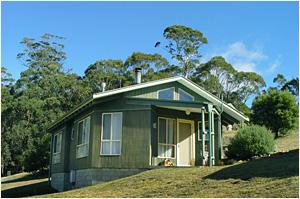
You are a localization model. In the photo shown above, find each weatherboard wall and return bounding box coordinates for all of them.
[50,81,229,175]
[126,81,207,102]
[90,97,152,169]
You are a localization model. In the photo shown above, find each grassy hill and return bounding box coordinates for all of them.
[40,149,298,198]
[2,132,298,198]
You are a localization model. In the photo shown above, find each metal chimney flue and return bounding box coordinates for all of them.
[134,67,142,84]
[101,82,106,92]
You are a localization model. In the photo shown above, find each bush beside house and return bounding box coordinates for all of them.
[226,124,275,160]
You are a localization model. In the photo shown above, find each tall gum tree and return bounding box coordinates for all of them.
[159,25,208,78]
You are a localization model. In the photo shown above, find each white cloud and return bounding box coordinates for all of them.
[233,62,257,72]
[221,42,267,73]
[202,42,268,73]
[267,56,281,73]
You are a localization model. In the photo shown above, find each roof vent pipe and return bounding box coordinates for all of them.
[134,67,142,84]
[101,82,106,92]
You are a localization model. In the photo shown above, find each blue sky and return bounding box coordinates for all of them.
[2,1,299,105]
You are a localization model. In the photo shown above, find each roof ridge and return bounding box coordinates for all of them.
[93,76,183,98]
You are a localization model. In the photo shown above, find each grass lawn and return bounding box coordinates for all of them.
[40,149,299,198]
[275,131,299,152]
[2,132,298,198]
[1,172,57,198]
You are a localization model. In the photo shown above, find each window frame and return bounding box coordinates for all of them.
[52,130,62,164]
[158,117,176,159]
[76,116,91,159]
[178,88,194,101]
[157,87,175,100]
[100,112,123,156]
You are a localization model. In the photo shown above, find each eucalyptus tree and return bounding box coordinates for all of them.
[124,52,171,82]
[273,74,299,98]
[158,25,208,78]
[8,33,86,172]
[83,59,129,93]
[1,67,15,175]
[192,56,265,114]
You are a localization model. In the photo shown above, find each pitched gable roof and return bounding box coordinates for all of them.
[49,76,249,130]
[93,76,249,122]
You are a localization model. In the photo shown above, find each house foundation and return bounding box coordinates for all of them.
[51,168,147,191]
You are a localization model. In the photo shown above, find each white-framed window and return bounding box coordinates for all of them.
[71,126,75,140]
[101,112,122,155]
[158,117,176,158]
[52,130,62,164]
[76,116,90,158]
[179,88,194,101]
[157,87,175,100]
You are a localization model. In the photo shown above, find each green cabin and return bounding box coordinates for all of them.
[48,75,249,191]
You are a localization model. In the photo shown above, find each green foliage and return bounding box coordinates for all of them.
[251,89,298,137]
[226,125,275,160]
[273,74,299,98]
[1,34,89,174]
[83,59,129,93]
[124,52,171,82]
[192,56,265,114]
[162,25,208,78]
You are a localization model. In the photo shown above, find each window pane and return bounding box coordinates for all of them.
[103,114,111,140]
[112,141,121,154]
[158,88,174,100]
[159,118,166,143]
[82,121,86,144]
[101,141,110,155]
[167,119,175,144]
[57,133,61,153]
[84,117,90,144]
[165,145,175,158]
[112,113,122,140]
[158,145,165,157]
[78,121,83,145]
[179,89,193,101]
[53,135,57,153]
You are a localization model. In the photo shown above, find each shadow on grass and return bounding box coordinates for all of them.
[1,181,57,198]
[206,149,299,180]
[1,173,47,184]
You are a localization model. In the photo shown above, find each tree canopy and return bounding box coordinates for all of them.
[192,56,265,114]
[160,25,208,78]
[251,89,298,138]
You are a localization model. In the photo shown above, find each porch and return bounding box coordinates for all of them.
[125,97,233,167]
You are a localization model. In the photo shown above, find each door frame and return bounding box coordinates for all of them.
[176,119,195,166]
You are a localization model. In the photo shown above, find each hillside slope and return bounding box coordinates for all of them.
[41,149,299,198]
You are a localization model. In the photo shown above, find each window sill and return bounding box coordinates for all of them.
[76,155,88,159]
[157,156,176,159]
[100,154,121,156]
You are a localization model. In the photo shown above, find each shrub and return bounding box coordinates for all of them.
[226,124,275,160]
[251,89,298,138]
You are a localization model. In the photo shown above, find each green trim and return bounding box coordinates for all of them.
[125,97,209,109]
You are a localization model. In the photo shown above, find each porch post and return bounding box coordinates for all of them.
[48,133,53,186]
[208,104,213,166]
[201,107,206,166]
[218,114,223,161]
[211,111,215,166]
